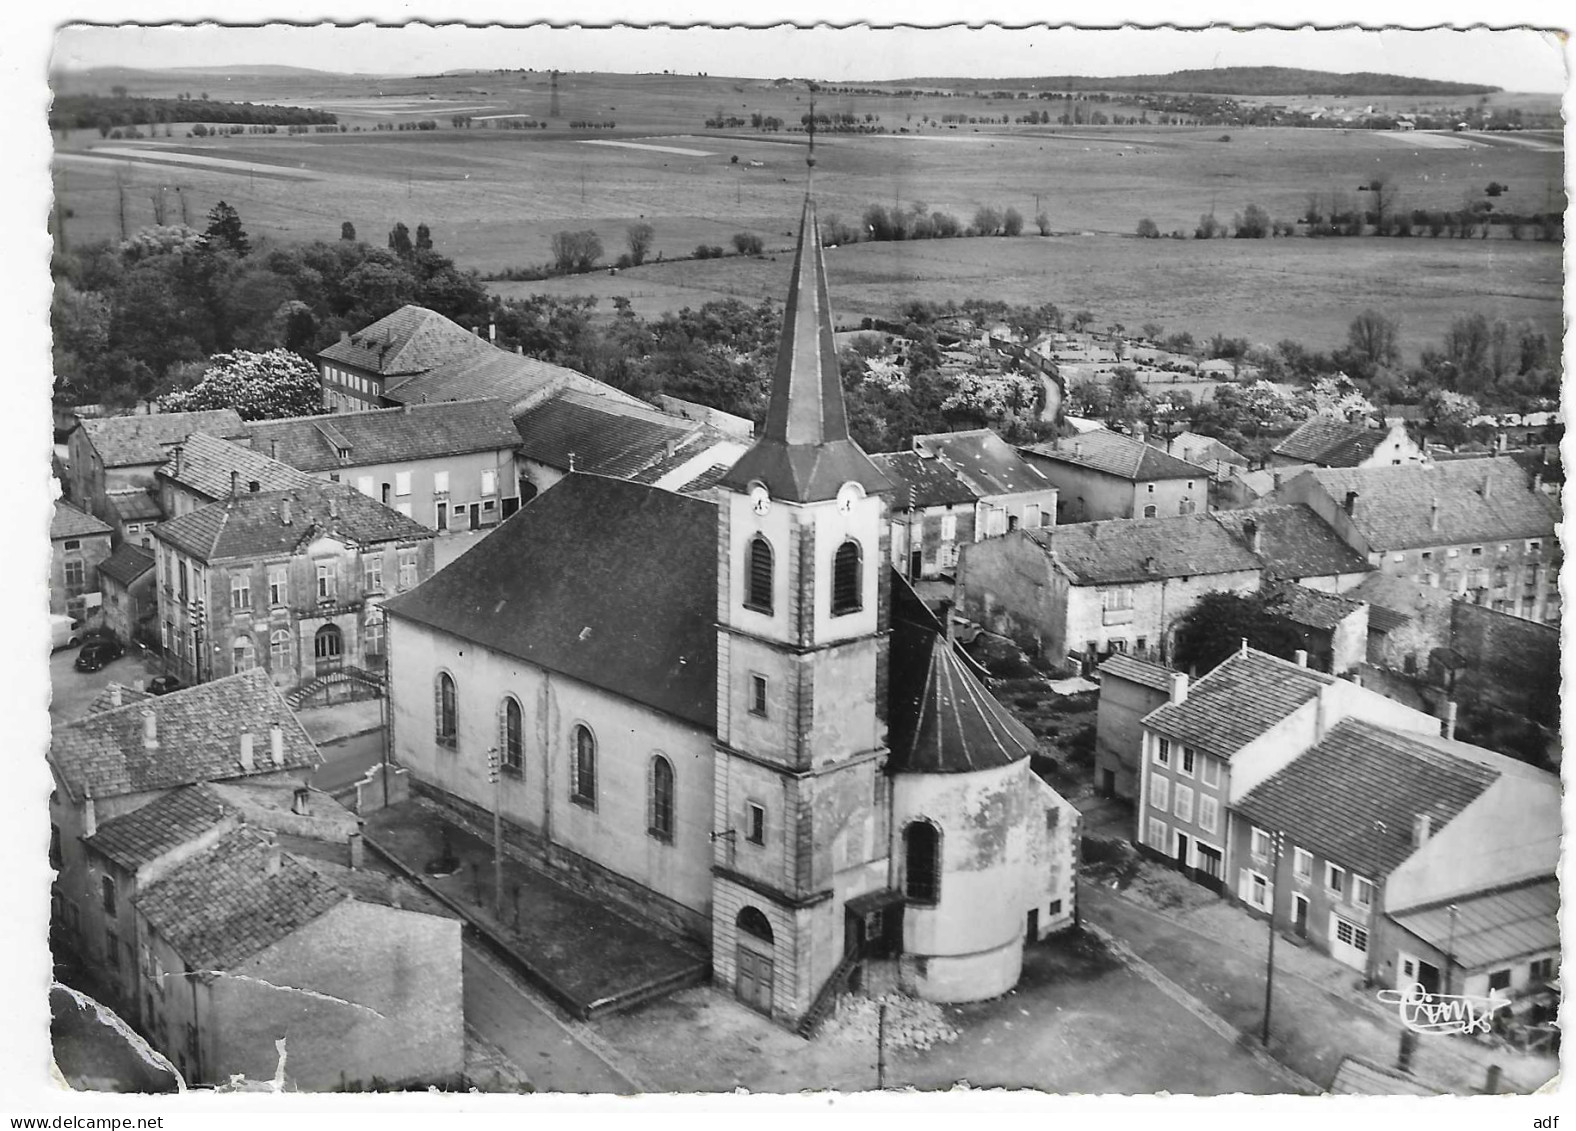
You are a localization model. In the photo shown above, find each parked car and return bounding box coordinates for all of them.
[74,637,124,673]
[148,675,183,696]
[50,614,84,652]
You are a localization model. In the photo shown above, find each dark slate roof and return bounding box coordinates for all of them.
[1098,654,1176,695]
[153,481,432,563]
[1282,462,1558,550]
[913,430,1054,496]
[1020,431,1207,481]
[721,437,893,505]
[384,346,640,411]
[1509,446,1563,485]
[97,543,156,587]
[293,856,456,921]
[1142,647,1336,757]
[870,450,979,509]
[1235,719,1499,878]
[1273,417,1384,466]
[1346,572,1454,635]
[1262,581,1366,631]
[135,826,348,972]
[245,399,521,472]
[49,669,322,802]
[1211,504,1372,580]
[51,501,112,540]
[887,574,1036,774]
[80,410,247,467]
[1390,878,1558,971]
[319,305,495,376]
[157,432,319,502]
[107,491,164,522]
[82,783,235,872]
[383,474,719,729]
[514,390,701,478]
[1027,513,1261,585]
[677,463,732,495]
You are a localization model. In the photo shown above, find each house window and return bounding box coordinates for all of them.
[105,930,121,970]
[1151,775,1170,811]
[745,802,766,845]
[571,724,596,807]
[744,536,774,614]
[178,562,189,602]
[1470,546,1482,557]
[1244,871,1270,912]
[1293,848,1313,881]
[648,756,675,843]
[481,470,498,497]
[268,566,288,606]
[1326,863,1345,897]
[1530,957,1556,984]
[1173,784,1194,823]
[314,624,343,665]
[316,562,337,601]
[101,873,116,916]
[398,549,419,590]
[1155,737,1170,766]
[1353,876,1374,908]
[63,539,81,551]
[232,636,255,673]
[1143,504,1158,518]
[1200,757,1220,788]
[1147,483,1155,493]
[1146,817,1167,850]
[364,557,383,593]
[1180,746,1196,776]
[1487,969,1512,993]
[395,472,412,497]
[1251,827,1273,859]
[832,540,863,616]
[1335,919,1370,952]
[434,471,450,494]
[435,673,457,748]
[64,559,86,597]
[749,674,768,717]
[1527,540,1542,554]
[230,574,250,609]
[364,606,384,657]
[269,629,291,670]
[903,821,941,904]
[1198,794,1218,834]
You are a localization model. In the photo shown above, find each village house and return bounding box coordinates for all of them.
[1259,581,1369,675]
[910,429,1060,535]
[381,196,1077,1027]
[66,409,249,544]
[150,479,435,695]
[1168,430,1249,478]
[245,399,525,531]
[1018,430,1210,523]
[1094,653,1177,800]
[97,543,157,646]
[156,432,321,521]
[51,501,113,622]
[1265,460,1561,624]
[1270,417,1425,471]
[1232,719,1558,1002]
[870,449,980,580]
[1136,647,1448,896]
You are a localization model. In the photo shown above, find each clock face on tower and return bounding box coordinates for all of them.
[750,485,771,516]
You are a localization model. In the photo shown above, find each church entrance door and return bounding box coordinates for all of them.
[735,907,775,1016]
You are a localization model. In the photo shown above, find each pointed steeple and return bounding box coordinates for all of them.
[721,197,891,503]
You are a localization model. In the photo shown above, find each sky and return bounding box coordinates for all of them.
[49,14,1573,93]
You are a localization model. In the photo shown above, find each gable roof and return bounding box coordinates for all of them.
[97,543,156,587]
[1170,431,1248,468]
[1211,504,1372,580]
[50,669,321,802]
[869,450,980,509]
[384,345,640,412]
[80,410,247,467]
[1346,571,1454,635]
[135,826,349,971]
[81,683,156,718]
[82,783,235,873]
[153,480,432,562]
[157,432,320,502]
[319,305,496,376]
[1235,718,1499,878]
[913,430,1054,496]
[1142,647,1336,757]
[1281,461,1557,550]
[107,491,164,522]
[51,501,112,540]
[1098,653,1177,695]
[1026,513,1261,585]
[383,474,719,729]
[246,399,521,473]
[1261,580,1366,632]
[1021,431,1207,482]
[1389,877,1558,972]
[1273,417,1384,466]
[514,390,703,478]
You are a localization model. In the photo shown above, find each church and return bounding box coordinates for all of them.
[382,194,1078,1027]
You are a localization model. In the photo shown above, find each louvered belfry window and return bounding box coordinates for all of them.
[832,540,862,616]
[745,535,774,614]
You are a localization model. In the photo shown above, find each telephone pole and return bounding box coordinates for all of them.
[486,746,504,919]
[1261,830,1284,1046]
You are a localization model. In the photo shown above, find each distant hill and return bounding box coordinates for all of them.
[53,63,346,79]
[885,66,1500,97]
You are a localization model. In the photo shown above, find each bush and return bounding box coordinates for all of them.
[1136,218,1160,239]
[1195,213,1223,240]
[1002,207,1024,236]
[731,232,764,256]
[1486,181,1508,197]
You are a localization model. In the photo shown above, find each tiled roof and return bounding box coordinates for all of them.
[514,390,702,478]
[1098,654,1177,695]
[384,346,641,411]
[1020,431,1207,482]
[80,410,247,467]
[676,464,732,496]
[82,783,235,873]
[1262,580,1367,632]
[1273,417,1384,466]
[157,432,319,502]
[1346,572,1454,635]
[135,826,348,971]
[1170,431,1248,468]
[318,305,495,376]
[629,433,745,489]
[153,480,432,563]
[1509,447,1563,485]
[1211,505,1372,581]
[887,574,1036,774]
[293,856,456,920]
[107,491,164,522]
[913,430,1055,496]
[97,543,156,587]
[1027,513,1261,585]
[49,669,321,802]
[1330,1057,1442,1097]
[870,450,980,509]
[51,501,111,540]
[1390,877,1558,971]
[1282,462,1557,550]
[244,399,521,473]
[383,474,718,729]
[1142,647,1336,757]
[81,683,156,718]
[1235,719,1499,878]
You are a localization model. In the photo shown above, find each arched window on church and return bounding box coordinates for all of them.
[832,539,863,616]
[435,672,457,748]
[572,724,597,808]
[499,696,524,776]
[745,535,774,614]
[648,755,674,844]
[903,821,941,905]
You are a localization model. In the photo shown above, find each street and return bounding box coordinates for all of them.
[311,729,385,795]
[48,640,157,725]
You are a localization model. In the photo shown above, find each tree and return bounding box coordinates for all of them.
[200,200,250,257]
[1135,218,1160,239]
[1345,310,1401,375]
[1418,388,1482,449]
[158,349,323,420]
[1001,207,1024,237]
[340,221,357,242]
[1035,211,1051,236]
[971,205,1002,236]
[387,222,414,258]
[550,229,604,273]
[1171,591,1306,675]
[731,231,764,256]
[1233,203,1270,238]
[1194,213,1223,239]
[415,223,433,252]
[626,222,655,266]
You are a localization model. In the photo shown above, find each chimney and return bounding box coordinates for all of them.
[1169,672,1189,704]
[172,443,184,480]
[82,790,97,839]
[239,732,255,772]
[515,345,523,355]
[1442,700,1458,741]
[1343,490,1358,515]
[265,840,283,877]
[1411,812,1433,847]
[339,330,350,344]
[489,322,497,343]
[1143,555,1158,573]
[473,325,482,337]
[230,470,239,497]
[142,708,158,751]
[1429,497,1439,531]
[270,440,278,460]
[280,497,293,526]
[108,683,122,708]
[348,831,364,870]
[568,452,577,472]
[403,401,412,415]
[1533,473,1544,493]
[1243,517,1262,554]
[270,724,285,767]
[328,494,338,520]
[292,786,311,816]
[1273,471,1283,490]
[1294,649,1308,667]
[1481,475,1493,500]
[1073,441,1083,460]
[1314,683,1331,741]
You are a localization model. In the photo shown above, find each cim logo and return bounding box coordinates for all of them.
[1377,982,1512,1036]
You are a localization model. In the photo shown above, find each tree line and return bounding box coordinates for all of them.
[50,94,337,132]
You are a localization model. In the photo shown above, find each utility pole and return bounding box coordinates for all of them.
[876,1001,887,1089]
[115,170,127,240]
[1261,830,1283,1046]
[1445,904,1459,997]
[486,747,504,919]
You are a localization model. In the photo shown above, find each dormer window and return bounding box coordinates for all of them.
[337,446,351,464]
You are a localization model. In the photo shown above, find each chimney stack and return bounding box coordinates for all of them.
[270,724,285,767]
[280,497,293,526]
[1314,683,1331,741]
[339,330,350,344]
[1343,490,1358,515]
[1481,475,1493,500]
[82,790,97,839]
[265,840,282,877]
[1273,471,1283,491]
[292,786,311,816]
[1533,473,1544,493]
[239,732,255,772]
[1412,812,1433,847]
[172,444,184,480]
[1429,498,1439,531]
[1294,649,1308,667]
[1244,517,1262,554]
[1443,700,1458,741]
[489,322,497,343]
[1169,671,1189,704]
[230,470,239,497]
[142,708,158,751]
[348,831,364,870]
[108,683,122,708]
[270,440,278,460]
